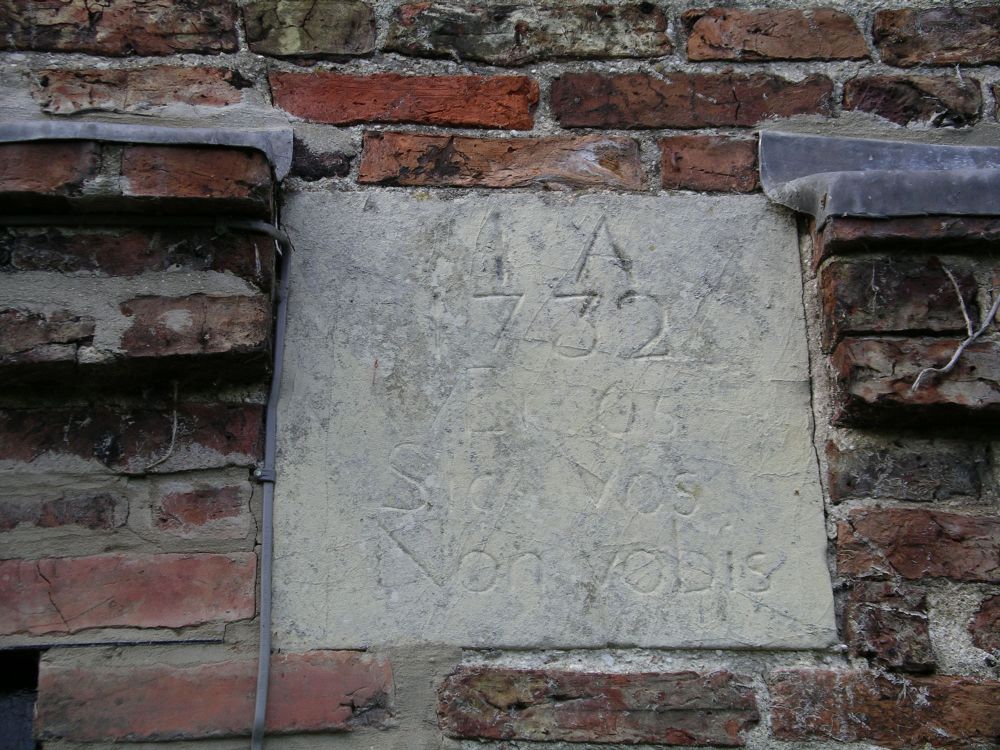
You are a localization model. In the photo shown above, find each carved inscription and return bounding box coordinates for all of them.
[276,192,837,648]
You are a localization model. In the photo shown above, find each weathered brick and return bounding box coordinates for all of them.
[0,0,238,55]
[551,72,832,129]
[438,667,759,745]
[820,258,976,349]
[811,215,1000,268]
[837,508,1000,583]
[33,67,251,115]
[874,7,1000,68]
[970,594,1000,655]
[121,146,273,217]
[0,552,255,635]
[844,75,982,127]
[0,493,127,532]
[0,227,274,290]
[0,309,94,368]
[660,136,758,193]
[826,439,985,503]
[385,2,671,65]
[831,337,1000,426]
[290,138,353,181]
[271,72,538,129]
[154,481,252,539]
[0,142,100,207]
[120,294,270,360]
[359,132,643,190]
[246,0,374,58]
[769,669,1000,748]
[683,8,867,62]
[36,650,391,741]
[0,404,263,473]
[845,581,934,672]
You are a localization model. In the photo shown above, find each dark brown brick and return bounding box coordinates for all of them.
[0,552,255,635]
[683,8,867,61]
[120,294,270,360]
[660,136,758,193]
[844,75,982,127]
[845,581,934,672]
[246,0,375,58]
[0,227,274,290]
[820,258,977,350]
[121,146,273,217]
[826,439,985,503]
[970,594,1000,655]
[290,138,353,181]
[385,2,672,65]
[0,493,127,532]
[837,508,1000,583]
[438,667,759,746]
[0,0,238,55]
[0,309,94,368]
[154,482,251,539]
[874,7,1000,68]
[551,72,832,129]
[33,67,251,115]
[36,651,392,741]
[0,142,100,208]
[769,669,1000,748]
[831,337,1000,427]
[359,132,643,190]
[811,216,1000,268]
[0,404,263,473]
[271,72,538,129]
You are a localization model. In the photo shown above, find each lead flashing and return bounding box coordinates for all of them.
[759,131,1000,226]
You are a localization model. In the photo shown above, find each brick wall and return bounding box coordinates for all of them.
[1,1,998,748]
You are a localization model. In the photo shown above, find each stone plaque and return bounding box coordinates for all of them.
[274,192,836,648]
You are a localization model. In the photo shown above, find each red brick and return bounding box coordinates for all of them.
[0,403,263,473]
[845,581,934,672]
[831,337,1000,427]
[154,482,251,538]
[0,552,255,635]
[0,309,94,367]
[246,0,375,58]
[769,669,1000,748]
[33,67,251,115]
[359,132,643,190]
[683,8,867,62]
[844,75,982,127]
[660,136,757,193]
[0,142,99,205]
[551,72,832,129]
[438,667,759,746]
[837,508,1000,583]
[385,2,672,65]
[0,227,274,289]
[826,439,985,504]
[120,294,270,359]
[271,72,538,129]
[36,650,391,741]
[0,493,126,532]
[874,7,1000,68]
[0,0,238,55]
[970,594,1000,655]
[820,258,976,350]
[121,146,273,217]
[811,215,1000,268]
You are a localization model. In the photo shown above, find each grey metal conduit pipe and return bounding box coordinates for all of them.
[0,213,292,750]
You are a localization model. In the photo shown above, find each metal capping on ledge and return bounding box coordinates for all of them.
[759,131,1000,226]
[0,121,294,180]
